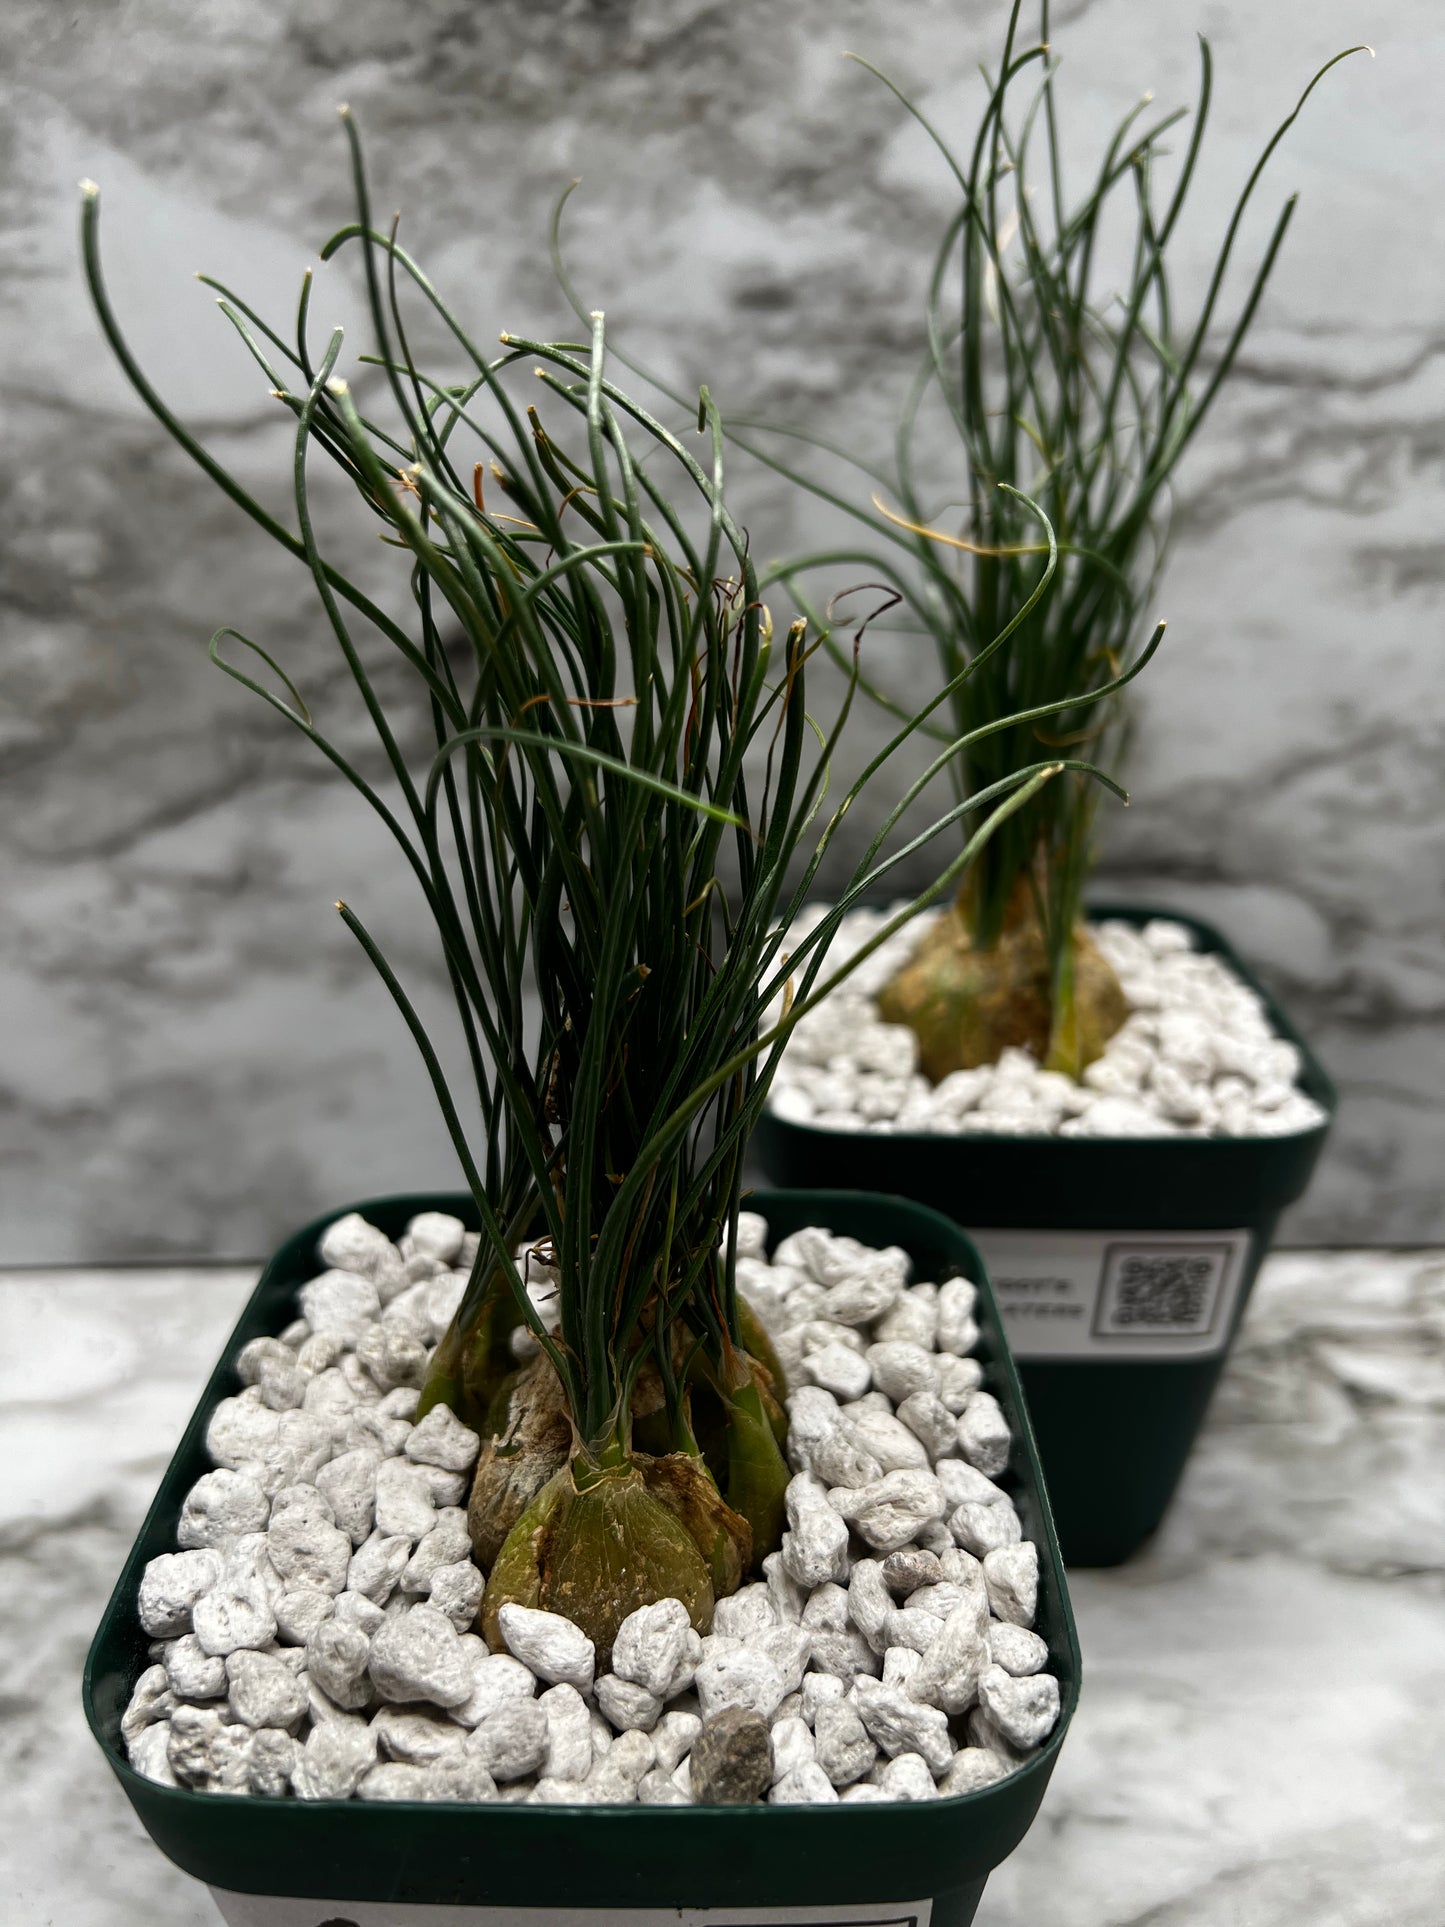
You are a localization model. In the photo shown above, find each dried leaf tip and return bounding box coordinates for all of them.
[79,178,99,199]
[337,103,352,120]
[327,377,350,397]
[335,899,346,912]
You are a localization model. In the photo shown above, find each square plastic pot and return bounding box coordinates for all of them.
[84,1187,1079,1927]
[753,907,1337,1566]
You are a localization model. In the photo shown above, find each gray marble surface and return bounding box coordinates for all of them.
[2,0,1443,1259]
[3,1246,1441,1924]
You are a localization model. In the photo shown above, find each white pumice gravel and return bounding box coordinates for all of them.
[125,1208,1063,1809]
[764,905,1327,1139]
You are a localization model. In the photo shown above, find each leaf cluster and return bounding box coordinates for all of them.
[81,111,1112,1460]
[704,2,1366,968]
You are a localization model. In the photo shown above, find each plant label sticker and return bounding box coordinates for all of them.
[970,1227,1253,1360]
[209,1893,934,1927]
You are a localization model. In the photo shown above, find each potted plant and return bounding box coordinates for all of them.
[708,2,1366,1563]
[82,112,1088,1926]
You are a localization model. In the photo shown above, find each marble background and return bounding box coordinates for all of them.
[7,1245,1443,1922]
[2,0,1442,1260]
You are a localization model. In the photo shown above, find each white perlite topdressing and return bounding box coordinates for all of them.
[123,1211,1059,1806]
[765,909,1327,1139]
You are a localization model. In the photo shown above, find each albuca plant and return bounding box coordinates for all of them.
[696,1,1367,1081]
[82,116,1115,1655]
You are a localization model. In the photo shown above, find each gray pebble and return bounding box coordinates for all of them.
[807,1628,882,1684]
[205,1396,283,1471]
[347,1529,413,1605]
[226,1649,308,1730]
[449,1649,537,1729]
[248,1727,299,1797]
[401,1510,472,1593]
[956,1393,1011,1479]
[595,1673,664,1733]
[167,1706,253,1791]
[769,1760,839,1804]
[315,1449,379,1547]
[977,1664,1060,1749]
[949,1498,1022,1558]
[121,1665,173,1747]
[178,1471,270,1550]
[470,1699,548,1781]
[829,1469,947,1553]
[694,1647,787,1723]
[428,1560,483,1632]
[611,1596,694,1697]
[292,1715,378,1799]
[934,1459,1010,1510]
[800,1582,850,1633]
[317,1215,406,1294]
[757,1623,812,1696]
[844,1408,931,1474]
[983,1543,1038,1628]
[305,1618,373,1710]
[537,1682,592,1781]
[768,1714,815,1783]
[332,1589,386,1635]
[138,1550,223,1637]
[812,1698,876,1787]
[357,1323,429,1395]
[895,1392,958,1460]
[937,1747,1012,1796]
[369,1603,471,1707]
[881,1548,943,1596]
[865,1341,938,1404]
[497,1605,596,1693]
[236,1338,297,1388]
[799,1673,846,1725]
[192,1576,276,1657]
[372,1706,466,1765]
[878,1751,938,1801]
[911,1599,991,1715]
[936,1278,979,1356]
[651,1709,702,1773]
[162,1633,227,1700]
[690,1706,772,1805]
[988,1622,1050,1677]
[374,1459,439,1541]
[852,1677,954,1773]
[405,1405,481,1473]
[780,1473,849,1588]
[298,1268,382,1343]
[273,1587,336,1647]
[268,1506,352,1595]
[638,1766,691,1805]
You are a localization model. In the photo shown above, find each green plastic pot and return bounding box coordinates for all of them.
[753,908,1337,1567]
[84,1187,1079,1927]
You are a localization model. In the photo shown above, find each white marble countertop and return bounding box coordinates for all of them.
[2,1249,1441,1926]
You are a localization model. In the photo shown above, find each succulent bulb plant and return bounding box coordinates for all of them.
[82,112,1114,1657]
[692,1,1368,1081]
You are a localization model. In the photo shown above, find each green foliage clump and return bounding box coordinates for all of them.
[725,1,1367,1076]
[82,110,1106,1649]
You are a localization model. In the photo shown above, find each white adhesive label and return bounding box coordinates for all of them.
[971,1227,1252,1361]
[210,1892,933,1927]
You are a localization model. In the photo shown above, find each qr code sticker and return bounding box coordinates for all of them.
[1094,1243,1233,1339]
